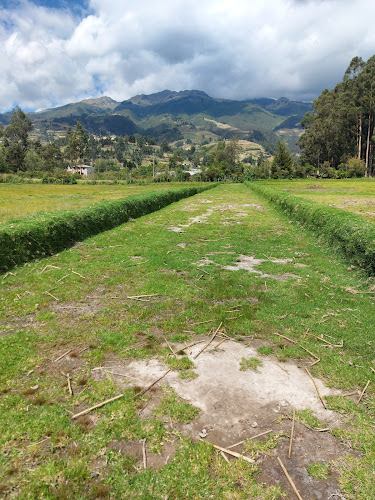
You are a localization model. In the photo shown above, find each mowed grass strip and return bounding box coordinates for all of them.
[0,182,200,224]
[0,183,374,498]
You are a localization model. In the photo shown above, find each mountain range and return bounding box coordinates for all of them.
[0,90,312,152]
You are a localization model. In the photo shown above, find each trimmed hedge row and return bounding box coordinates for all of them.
[0,184,216,272]
[246,181,375,276]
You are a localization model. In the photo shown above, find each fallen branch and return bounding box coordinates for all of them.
[133,369,171,399]
[53,349,73,363]
[274,332,320,364]
[61,371,73,396]
[220,451,230,463]
[71,270,85,279]
[200,440,254,463]
[305,367,327,409]
[57,274,69,283]
[43,291,59,301]
[193,322,223,359]
[227,429,272,449]
[288,408,295,459]
[277,456,303,500]
[72,393,124,420]
[214,338,226,349]
[356,380,370,406]
[127,294,158,299]
[163,336,177,357]
[140,438,147,469]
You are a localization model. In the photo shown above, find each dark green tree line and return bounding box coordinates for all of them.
[299,55,375,176]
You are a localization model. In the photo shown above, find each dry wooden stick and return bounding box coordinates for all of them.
[193,322,223,359]
[214,338,226,349]
[190,319,215,326]
[220,451,230,463]
[72,393,124,420]
[304,332,337,346]
[43,291,59,301]
[227,429,272,449]
[277,363,290,374]
[66,373,73,396]
[133,369,171,399]
[141,438,147,468]
[305,367,327,409]
[274,332,320,364]
[71,270,85,279]
[356,380,370,405]
[200,441,254,463]
[57,274,69,283]
[288,408,295,459]
[53,349,73,363]
[163,336,177,357]
[342,391,359,397]
[127,294,158,299]
[277,456,303,500]
[370,367,375,374]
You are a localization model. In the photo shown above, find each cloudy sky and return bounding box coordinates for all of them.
[1,0,374,112]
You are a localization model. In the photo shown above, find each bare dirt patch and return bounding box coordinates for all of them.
[0,314,36,337]
[98,341,352,497]
[223,255,301,281]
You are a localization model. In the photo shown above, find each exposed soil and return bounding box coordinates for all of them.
[97,341,356,498]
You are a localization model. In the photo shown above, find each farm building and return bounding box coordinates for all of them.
[67,164,94,176]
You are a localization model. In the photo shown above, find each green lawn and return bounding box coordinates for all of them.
[259,178,375,223]
[0,183,374,498]
[0,182,199,225]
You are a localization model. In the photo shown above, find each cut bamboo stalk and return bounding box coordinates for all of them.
[193,322,222,359]
[214,338,226,349]
[227,429,272,449]
[141,438,147,469]
[274,332,320,363]
[288,408,295,458]
[133,369,171,399]
[72,393,124,420]
[356,380,370,405]
[200,440,254,463]
[163,336,177,357]
[277,456,303,500]
[53,349,73,363]
[305,367,327,409]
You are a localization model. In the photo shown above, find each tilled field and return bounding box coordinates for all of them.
[0,184,374,499]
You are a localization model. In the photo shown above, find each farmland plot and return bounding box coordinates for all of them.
[260,178,375,223]
[0,183,197,225]
[0,184,374,499]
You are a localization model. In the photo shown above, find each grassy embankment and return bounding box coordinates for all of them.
[0,184,214,272]
[0,183,374,498]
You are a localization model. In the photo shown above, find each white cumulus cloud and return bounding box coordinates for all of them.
[0,0,375,111]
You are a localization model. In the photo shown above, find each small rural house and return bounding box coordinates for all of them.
[67,164,94,176]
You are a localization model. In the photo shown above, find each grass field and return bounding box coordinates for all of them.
[0,183,374,498]
[0,182,198,225]
[260,178,375,222]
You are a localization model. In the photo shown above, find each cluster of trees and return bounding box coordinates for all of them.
[299,55,375,176]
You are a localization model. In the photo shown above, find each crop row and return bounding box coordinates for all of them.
[0,185,216,272]
[247,182,375,276]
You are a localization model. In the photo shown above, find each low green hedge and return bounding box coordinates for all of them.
[246,182,375,276]
[0,184,216,272]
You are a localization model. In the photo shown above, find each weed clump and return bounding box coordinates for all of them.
[240,357,262,372]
